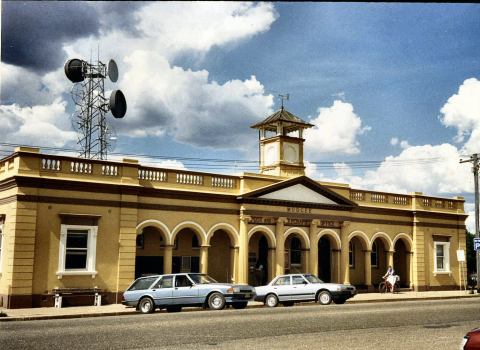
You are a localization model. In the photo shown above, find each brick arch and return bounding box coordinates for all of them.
[370,232,393,251]
[284,227,310,249]
[206,223,239,246]
[171,221,207,246]
[248,226,276,248]
[136,219,170,244]
[348,230,370,249]
[317,229,341,250]
[393,233,413,251]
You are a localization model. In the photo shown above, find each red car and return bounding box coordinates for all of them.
[461,326,480,349]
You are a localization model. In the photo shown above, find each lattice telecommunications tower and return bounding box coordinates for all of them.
[64,56,127,159]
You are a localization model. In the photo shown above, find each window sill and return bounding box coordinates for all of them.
[57,271,98,279]
[433,271,452,276]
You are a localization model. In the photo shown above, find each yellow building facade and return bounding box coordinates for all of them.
[0,109,468,308]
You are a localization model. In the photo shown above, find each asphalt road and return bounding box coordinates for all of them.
[1,299,479,350]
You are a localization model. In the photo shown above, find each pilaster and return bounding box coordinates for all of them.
[238,211,251,284]
[275,217,287,276]
[200,245,210,274]
[163,245,174,274]
[340,221,351,285]
[309,219,320,276]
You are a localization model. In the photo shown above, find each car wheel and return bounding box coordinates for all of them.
[208,292,226,310]
[166,306,182,313]
[334,298,346,305]
[232,302,248,309]
[139,297,155,314]
[317,291,332,305]
[265,294,279,307]
[283,301,294,307]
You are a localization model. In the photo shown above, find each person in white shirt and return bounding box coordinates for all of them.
[383,266,396,292]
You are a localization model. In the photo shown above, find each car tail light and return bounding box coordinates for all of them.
[122,294,125,301]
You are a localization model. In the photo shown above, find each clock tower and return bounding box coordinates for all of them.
[251,107,314,177]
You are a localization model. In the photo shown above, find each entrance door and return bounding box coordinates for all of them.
[318,237,331,282]
[191,257,200,273]
[172,257,182,273]
[258,236,269,285]
[135,256,163,279]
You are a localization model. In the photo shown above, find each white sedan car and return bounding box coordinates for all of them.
[254,274,356,307]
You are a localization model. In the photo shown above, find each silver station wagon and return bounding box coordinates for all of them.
[122,273,256,314]
[254,274,356,307]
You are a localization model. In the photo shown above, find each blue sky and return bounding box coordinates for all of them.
[2,2,480,229]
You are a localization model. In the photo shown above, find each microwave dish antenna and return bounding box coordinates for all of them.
[107,59,119,83]
[64,51,127,160]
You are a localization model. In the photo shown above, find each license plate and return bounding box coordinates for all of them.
[245,293,251,298]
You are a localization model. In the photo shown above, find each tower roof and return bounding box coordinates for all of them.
[251,107,314,133]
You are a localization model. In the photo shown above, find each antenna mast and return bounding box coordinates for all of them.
[279,93,290,108]
[64,51,126,160]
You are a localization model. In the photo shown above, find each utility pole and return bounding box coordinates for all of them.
[460,154,480,290]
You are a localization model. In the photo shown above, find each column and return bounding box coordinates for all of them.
[163,245,174,274]
[309,220,320,276]
[332,250,341,283]
[230,246,239,283]
[412,217,426,291]
[200,245,210,274]
[387,250,394,268]
[267,248,275,282]
[238,213,250,284]
[406,251,413,288]
[340,221,351,285]
[301,249,310,274]
[275,217,287,276]
[364,250,373,292]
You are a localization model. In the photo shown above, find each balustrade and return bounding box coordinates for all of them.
[102,165,118,176]
[138,169,167,182]
[177,173,203,186]
[371,193,388,203]
[212,177,236,188]
[393,196,409,205]
[71,161,92,174]
[42,158,61,171]
[350,191,365,201]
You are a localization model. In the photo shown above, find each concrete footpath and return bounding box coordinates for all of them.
[0,290,478,322]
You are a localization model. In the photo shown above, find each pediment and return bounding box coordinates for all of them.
[239,176,355,209]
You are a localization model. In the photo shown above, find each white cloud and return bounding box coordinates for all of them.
[134,2,278,54]
[304,100,371,157]
[400,140,410,149]
[331,91,345,101]
[118,50,274,150]
[0,100,77,148]
[2,3,278,153]
[439,78,480,147]
[390,138,398,146]
[1,63,70,107]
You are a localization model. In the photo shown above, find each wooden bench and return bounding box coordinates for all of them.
[53,287,103,308]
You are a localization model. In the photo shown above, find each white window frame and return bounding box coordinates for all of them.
[57,224,98,279]
[433,242,451,276]
[0,224,4,277]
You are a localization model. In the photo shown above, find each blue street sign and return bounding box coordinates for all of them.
[475,238,480,251]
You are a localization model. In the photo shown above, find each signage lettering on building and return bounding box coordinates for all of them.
[286,218,310,226]
[320,221,336,227]
[251,216,272,224]
[287,207,312,214]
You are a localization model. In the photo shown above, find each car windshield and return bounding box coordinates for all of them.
[188,274,218,284]
[128,277,158,291]
[304,274,323,283]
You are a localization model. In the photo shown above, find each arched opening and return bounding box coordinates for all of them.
[371,238,388,286]
[208,229,232,283]
[248,231,274,286]
[135,226,168,279]
[318,237,331,282]
[284,232,308,274]
[394,239,408,287]
[349,235,368,287]
[172,228,202,273]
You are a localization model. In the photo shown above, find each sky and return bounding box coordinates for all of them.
[1,2,480,231]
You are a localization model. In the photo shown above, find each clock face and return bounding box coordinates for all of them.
[266,146,276,166]
[284,145,298,164]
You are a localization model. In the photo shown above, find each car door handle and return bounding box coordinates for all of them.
[152,289,156,292]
